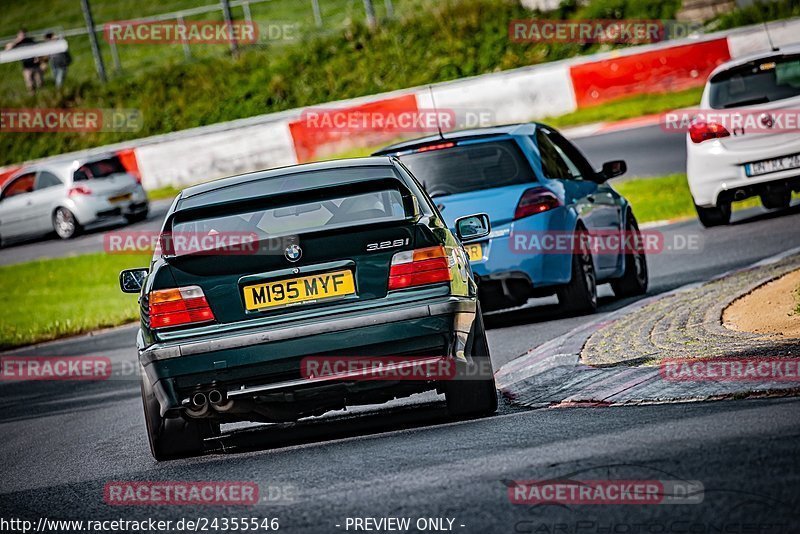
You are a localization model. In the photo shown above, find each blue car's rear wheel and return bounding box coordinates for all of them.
[445,306,498,417]
[557,232,597,315]
[611,214,648,298]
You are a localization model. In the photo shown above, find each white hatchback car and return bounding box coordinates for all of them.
[0,154,149,244]
[687,45,800,227]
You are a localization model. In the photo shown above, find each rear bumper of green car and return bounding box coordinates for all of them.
[140,292,477,418]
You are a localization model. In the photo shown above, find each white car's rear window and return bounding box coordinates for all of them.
[709,56,800,109]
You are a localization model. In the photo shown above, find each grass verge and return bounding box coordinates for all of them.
[613,174,799,223]
[146,185,182,201]
[0,252,150,349]
[614,174,762,223]
[613,174,699,223]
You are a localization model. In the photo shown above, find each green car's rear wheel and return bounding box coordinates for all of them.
[445,306,498,417]
[140,371,215,461]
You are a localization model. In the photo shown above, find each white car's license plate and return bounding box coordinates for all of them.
[745,153,800,177]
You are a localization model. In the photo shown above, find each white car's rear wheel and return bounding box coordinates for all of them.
[695,203,731,228]
[760,191,791,210]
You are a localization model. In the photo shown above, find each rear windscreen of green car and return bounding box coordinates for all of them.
[172,188,406,241]
[709,56,800,109]
[396,140,536,197]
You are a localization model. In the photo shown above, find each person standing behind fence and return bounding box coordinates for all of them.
[44,32,71,89]
[4,28,43,94]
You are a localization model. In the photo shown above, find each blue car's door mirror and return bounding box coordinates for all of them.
[599,160,627,181]
[455,213,491,243]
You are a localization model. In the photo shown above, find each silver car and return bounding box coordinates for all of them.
[0,155,149,244]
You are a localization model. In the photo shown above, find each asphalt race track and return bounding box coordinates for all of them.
[2,128,799,532]
[573,124,687,178]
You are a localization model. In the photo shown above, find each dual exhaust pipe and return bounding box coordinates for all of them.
[187,389,233,416]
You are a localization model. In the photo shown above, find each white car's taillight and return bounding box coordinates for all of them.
[69,185,92,196]
[689,121,731,144]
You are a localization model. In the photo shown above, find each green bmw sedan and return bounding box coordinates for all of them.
[120,157,497,460]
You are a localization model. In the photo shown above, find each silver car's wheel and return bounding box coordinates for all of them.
[53,208,80,239]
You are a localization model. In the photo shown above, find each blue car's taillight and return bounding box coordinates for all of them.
[514,187,562,220]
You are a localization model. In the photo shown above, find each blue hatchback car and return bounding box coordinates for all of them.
[374,123,648,313]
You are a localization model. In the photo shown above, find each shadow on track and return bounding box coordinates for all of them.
[729,202,800,227]
[205,398,501,456]
[483,294,639,330]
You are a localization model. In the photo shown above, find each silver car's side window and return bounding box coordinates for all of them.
[35,171,63,190]
[1,173,37,200]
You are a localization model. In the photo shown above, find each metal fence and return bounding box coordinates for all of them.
[1,0,401,88]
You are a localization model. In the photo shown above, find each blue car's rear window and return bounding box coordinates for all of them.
[396,140,535,198]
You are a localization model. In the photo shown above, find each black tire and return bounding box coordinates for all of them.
[140,373,210,460]
[760,191,791,210]
[125,209,149,224]
[611,213,648,298]
[444,306,498,417]
[52,207,82,239]
[695,202,731,227]
[556,232,597,315]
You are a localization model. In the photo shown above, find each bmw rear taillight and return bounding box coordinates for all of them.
[148,286,215,329]
[514,187,561,220]
[689,121,731,144]
[69,185,92,196]
[388,246,452,290]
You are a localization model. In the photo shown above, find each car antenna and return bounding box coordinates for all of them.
[428,85,445,140]
[763,22,779,52]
